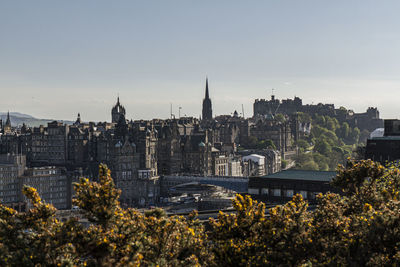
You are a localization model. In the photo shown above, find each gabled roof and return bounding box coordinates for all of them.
[258,169,336,182]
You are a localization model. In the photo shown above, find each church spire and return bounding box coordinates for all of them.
[205,77,209,99]
[5,111,11,126]
[202,78,213,121]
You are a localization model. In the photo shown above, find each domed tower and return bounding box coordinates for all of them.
[111,96,126,123]
[202,78,213,121]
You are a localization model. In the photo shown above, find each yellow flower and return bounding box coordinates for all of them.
[188,228,195,236]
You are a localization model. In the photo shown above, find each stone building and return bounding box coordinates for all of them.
[346,107,383,132]
[242,154,266,176]
[239,149,282,176]
[253,95,383,132]
[22,166,70,210]
[93,117,160,207]
[250,116,297,159]
[0,154,70,210]
[30,121,69,166]
[67,125,90,167]
[110,139,140,206]
[155,119,183,175]
[0,154,25,207]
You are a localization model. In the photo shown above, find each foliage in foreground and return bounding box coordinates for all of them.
[1,160,400,266]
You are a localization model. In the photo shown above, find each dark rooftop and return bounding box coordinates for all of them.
[258,169,336,182]
[370,136,400,141]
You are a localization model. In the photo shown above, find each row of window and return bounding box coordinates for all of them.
[1,196,18,203]
[248,187,321,200]
[32,135,65,140]
[30,170,58,176]
[0,173,18,178]
[0,190,18,196]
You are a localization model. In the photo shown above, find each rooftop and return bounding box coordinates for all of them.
[258,169,336,182]
[370,136,400,141]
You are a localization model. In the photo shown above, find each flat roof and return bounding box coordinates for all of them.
[370,136,400,141]
[257,169,336,182]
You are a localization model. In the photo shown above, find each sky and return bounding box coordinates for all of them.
[1,1,400,122]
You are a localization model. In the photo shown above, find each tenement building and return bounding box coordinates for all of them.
[0,154,70,210]
[0,154,25,209]
[22,166,70,210]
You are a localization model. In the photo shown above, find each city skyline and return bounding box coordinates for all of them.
[2,1,400,121]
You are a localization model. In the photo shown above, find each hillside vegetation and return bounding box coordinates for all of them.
[294,112,370,171]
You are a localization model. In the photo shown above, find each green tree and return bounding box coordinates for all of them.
[314,139,332,156]
[337,122,350,140]
[315,115,326,127]
[301,161,319,170]
[296,139,310,151]
[348,127,360,144]
[297,112,312,123]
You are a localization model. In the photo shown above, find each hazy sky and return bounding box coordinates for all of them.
[1,1,400,122]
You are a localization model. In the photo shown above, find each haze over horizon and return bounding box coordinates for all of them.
[1,1,400,121]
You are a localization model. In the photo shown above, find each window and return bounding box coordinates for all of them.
[299,190,308,199]
[272,189,281,197]
[248,188,259,195]
[284,189,294,198]
[261,188,269,195]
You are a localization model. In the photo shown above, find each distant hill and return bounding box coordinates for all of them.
[0,112,73,127]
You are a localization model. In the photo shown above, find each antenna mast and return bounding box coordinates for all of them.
[242,104,245,118]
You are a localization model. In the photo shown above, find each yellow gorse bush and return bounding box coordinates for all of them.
[0,160,399,266]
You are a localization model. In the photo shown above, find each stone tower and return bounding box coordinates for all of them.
[3,111,11,134]
[202,78,213,121]
[111,97,126,123]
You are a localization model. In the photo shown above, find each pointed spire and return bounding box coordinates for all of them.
[202,77,213,121]
[5,111,11,126]
[205,77,209,99]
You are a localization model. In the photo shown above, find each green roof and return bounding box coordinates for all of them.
[258,170,336,182]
